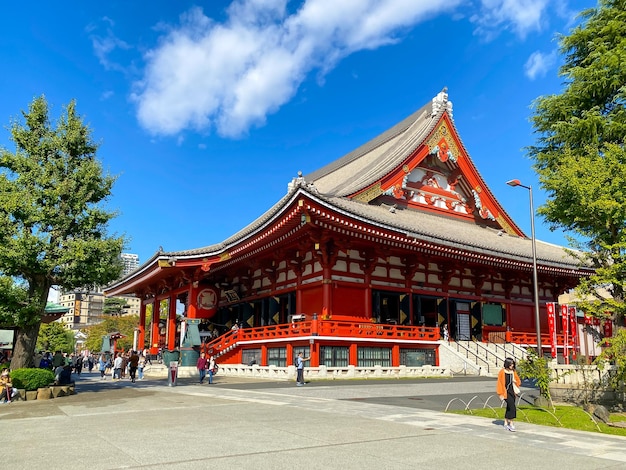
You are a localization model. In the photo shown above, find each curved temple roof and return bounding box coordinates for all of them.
[106,90,590,295]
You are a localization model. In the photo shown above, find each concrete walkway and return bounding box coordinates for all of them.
[2,372,626,469]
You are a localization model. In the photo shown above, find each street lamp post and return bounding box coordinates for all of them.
[506,179,542,357]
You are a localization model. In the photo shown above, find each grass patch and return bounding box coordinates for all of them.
[450,405,626,436]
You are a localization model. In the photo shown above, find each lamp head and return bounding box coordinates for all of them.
[506,179,521,187]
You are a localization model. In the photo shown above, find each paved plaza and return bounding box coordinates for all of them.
[2,372,626,469]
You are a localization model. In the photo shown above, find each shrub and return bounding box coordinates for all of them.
[10,368,55,391]
[517,348,552,401]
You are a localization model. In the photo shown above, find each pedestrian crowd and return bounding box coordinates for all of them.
[98,348,153,382]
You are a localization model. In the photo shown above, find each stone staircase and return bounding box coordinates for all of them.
[440,340,530,376]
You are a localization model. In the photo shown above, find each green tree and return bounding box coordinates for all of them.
[37,322,74,353]
[596,328,626,392]
[0,276,29,322]
[103,297,130,316]
[517,349,553,402]
[84,315,139,352]
[0,96,126,369]
[528,0,626,319]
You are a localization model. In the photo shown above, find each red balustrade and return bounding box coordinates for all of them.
[201,320,440,357]
[510,332,564,348]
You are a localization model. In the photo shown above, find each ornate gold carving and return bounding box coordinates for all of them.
[402,164,410,173]
[353,183,382,202]
[426,123,461,161]
[496,214,518,236]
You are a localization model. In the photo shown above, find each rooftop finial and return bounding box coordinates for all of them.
[431,88,453,120]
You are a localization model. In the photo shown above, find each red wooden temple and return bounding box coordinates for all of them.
[105,90,592,368]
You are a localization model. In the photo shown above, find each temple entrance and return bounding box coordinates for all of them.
[249,292,296,326]
[372,290,401,324]
[413,295,446,329]
[453,301,472,340]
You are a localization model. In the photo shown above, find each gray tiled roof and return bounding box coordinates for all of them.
[164,183,583,272]
[320,194,582,270]
[305,101,433,196]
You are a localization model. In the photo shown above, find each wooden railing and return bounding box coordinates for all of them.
[202,320,440,357]
[510,332,565,349]
[316,321,439,340]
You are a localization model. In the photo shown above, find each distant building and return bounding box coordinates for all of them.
[57,290,141,330]
[121,253,140,278]
[50,254,141,330]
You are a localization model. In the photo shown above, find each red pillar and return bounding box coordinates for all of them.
[392,345,400,367]
[322,266,332,317]
[310,340,319,367]
[364,272,372,320]
[150,301,160,354]
[187,284,198,319]
[167,297,177,351]
[138,301,146,350]
[296,270,303,314]
[288,344,295,368]
[349,344,358,366]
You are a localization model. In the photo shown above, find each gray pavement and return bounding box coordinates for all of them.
[2,371,626,469]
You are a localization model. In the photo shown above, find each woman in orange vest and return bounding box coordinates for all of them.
[496,357,521,432]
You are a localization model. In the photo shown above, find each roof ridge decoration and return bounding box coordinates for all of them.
[431,88,453,120]
[287,171,319,194]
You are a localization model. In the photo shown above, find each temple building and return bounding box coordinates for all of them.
[105,90,592,369]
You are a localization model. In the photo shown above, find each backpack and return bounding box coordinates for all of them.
[294,356,299,367]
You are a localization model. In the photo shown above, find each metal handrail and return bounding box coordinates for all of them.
[450,341,493,374]
[462,340,507,367]
[490,341,527,361]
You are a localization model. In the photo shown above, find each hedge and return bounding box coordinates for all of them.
[10,368,55,391]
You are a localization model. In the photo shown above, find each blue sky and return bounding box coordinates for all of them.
[0,0,596,265]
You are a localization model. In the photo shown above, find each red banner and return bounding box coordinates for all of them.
[561,304,569,364]
[569,307,577,361]
[547,302,557,358]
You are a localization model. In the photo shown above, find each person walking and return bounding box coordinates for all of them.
[497,357,521,432]
[207,355,216,384]
[197,352,208,384]
[73,354,83,376]
[295,351,310,386]
[128,350,139,383]
[113,353,123,380]
[98,354,107,379]
[138,353,146,380]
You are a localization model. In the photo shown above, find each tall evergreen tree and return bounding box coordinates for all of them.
[103,297,130,316]
[0,96,125,368]
[528,0,626,319]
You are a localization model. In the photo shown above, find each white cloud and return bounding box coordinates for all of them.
[524,50,557,80]
[132,0,462,138]
[471,0,549,40]
[89,18,132,72]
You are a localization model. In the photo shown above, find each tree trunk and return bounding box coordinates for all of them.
[11,321,42,369]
